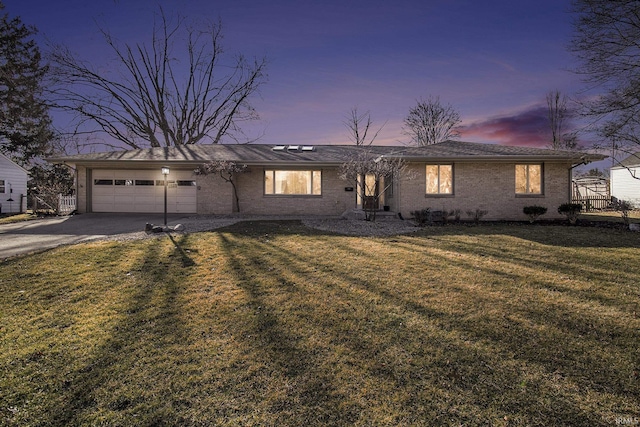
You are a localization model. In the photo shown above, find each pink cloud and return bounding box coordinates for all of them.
[461,105,552,147]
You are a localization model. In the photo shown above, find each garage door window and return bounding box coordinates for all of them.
[115,179,133,186]
[94,179,113,185]
[135,180,155,186]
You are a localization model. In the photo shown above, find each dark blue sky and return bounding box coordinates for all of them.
[7,0,580,149]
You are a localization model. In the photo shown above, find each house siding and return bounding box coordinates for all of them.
[77,166,88,213]
[0,154,28,214]
[397,161,572,221]
[610,167,640,208]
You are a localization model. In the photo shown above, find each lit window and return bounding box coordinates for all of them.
[515,164,542,194]
[426,165,453,194]
[264,170,322,195]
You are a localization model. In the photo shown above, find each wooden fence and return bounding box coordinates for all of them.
[572,195,611,212]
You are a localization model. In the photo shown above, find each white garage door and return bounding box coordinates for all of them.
[92,170,197,213]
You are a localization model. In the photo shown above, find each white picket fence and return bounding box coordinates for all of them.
[58,194,76,215]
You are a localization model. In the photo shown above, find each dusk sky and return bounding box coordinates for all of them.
[6,0,583,150]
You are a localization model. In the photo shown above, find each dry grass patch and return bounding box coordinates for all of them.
[1,221,639,426]
[0,213,37,225]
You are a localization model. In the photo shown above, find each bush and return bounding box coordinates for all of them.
[411,208,431,226]
[612,199,632,225]
[558,203,582,225]
[523,205,548,223]
[466,208,488,224]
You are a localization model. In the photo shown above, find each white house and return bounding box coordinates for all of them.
[610,152,640,207]
[0,153,28,214]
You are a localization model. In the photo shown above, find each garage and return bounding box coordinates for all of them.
[91,169,197,213]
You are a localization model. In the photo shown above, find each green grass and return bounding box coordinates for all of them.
[1,221,639,426]
[580,210,640,224]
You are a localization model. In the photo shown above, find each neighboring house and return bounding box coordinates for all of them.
[610,152,640,207]
[48,140,605,221]
[0,153,28,214]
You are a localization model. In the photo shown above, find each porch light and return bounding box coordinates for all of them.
[161,166,170,176]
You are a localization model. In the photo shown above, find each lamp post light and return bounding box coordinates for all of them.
[161,167,170,226]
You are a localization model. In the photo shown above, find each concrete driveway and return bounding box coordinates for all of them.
[0,213,192,259]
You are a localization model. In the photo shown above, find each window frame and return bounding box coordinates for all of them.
[264,169,322,196]
[0,180,4,193]
[515,164,544,196]
[425,164,454,196]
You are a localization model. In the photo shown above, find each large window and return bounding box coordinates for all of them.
[426,164,453,195]
[264,170,322,195]
[515,164,542,195]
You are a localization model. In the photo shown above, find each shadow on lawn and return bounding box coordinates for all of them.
[217,232,363,424]
[212,224,638,425]
[47,234,196,426]
[216,219,640,249]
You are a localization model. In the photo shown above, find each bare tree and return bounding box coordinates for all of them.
[403,96,461,146]
[194,160,247,212]
[339,150,407,221]
[343,107,384,146]
[48,10,267,150]
[570,0,640,160]
[546,90,577,150]
[339,107,401,221]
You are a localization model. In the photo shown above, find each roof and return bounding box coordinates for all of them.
[48,140,606,167]
[0,152,29,174]
[611,152,640,169]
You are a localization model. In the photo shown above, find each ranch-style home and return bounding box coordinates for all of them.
[49,140,605,221]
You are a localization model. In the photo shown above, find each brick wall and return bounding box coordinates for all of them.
[231,166,355,215]
[196,173,234,214]
[397,161,572,221]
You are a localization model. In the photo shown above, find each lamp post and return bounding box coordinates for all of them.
[161,167,170,226]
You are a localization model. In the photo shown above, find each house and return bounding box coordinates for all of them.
[48,140,605,221]
[0,153,28,214]
[610,152,640,207]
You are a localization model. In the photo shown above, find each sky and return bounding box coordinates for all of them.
[6,0,586,151]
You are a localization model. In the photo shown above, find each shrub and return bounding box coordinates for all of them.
[451,209,462,222]
[466,208,488,224]
[441,209,453,224]
[612,199,632,226]
[523,205,548,223]
[558,203,582,225]
[411,208,431,226]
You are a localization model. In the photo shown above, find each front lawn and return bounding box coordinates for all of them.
[1,221,638,426]
[0,213,37,225]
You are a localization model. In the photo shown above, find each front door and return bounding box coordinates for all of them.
[359,174,384,210]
